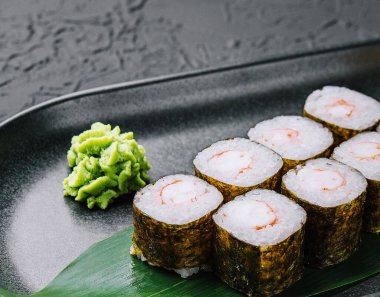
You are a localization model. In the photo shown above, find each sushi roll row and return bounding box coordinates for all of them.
[302,86,379,233]
[131,86,379,296]
[132,178,306,296]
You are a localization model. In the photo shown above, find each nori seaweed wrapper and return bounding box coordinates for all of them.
[281,184,366,268]
[213,223,305,297]
[132,202,219,269]
[194,166,282,203]
[363,179,380,233]
[304,110,379,145]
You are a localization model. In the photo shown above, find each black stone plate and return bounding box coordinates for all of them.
[1,42,380,295]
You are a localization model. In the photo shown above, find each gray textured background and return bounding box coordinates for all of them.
[0,0,379,296]
[2,0,380,122]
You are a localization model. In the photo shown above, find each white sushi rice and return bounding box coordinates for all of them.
[332,132,380,181]
[248,116,333,161]
[134,174,223,225]
[130,245,211,278]
[193,138,283,187]
[283,158,367,207]
[304,86,380,130]
[213,189,306,246]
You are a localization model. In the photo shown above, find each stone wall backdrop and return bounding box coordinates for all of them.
[0,0,380,296]
[1,0,380,122]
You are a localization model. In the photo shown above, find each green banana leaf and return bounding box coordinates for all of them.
[1,227,379,297]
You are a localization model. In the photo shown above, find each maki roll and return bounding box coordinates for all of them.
[304,86,380,143]
[213,189,306,296]
[332,132,380,233]
[282,158,367,268]
[131,174,223,277]
[193,138,283,202]
[248,116,333,172]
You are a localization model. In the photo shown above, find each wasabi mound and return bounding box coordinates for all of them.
[63,122,151,209]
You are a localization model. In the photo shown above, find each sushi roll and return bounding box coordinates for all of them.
[193,138,283,202]
[213,189,306,296]
[332,132,380,233]
[131,174,223,277]
[304,86,380,143]
[282,158,367,268]
[248,116,333,172]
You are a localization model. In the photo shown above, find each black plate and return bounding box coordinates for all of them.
[1,42,380,295]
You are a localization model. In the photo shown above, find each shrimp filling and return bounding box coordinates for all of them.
[248,116,333,161]
[208,150,253,178]
[220,200,277,230]
[325,99,355,118]
[349,141,380,160]
[305,86,380,131]
[160,180,207,205]
[213,189,306,246]
[265,128,299,144]
[135,175,223,225]
[297,167,346,191]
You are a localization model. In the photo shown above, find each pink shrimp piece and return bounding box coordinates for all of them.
[160,180,208,205]
[159,179,182,204]
[208,150,231,160]
[349,141,380,160]
[272,128,299,139]
[313,168,347,191]
[208,150,254,177]
[325,99,355,117]
[254,201,278,230]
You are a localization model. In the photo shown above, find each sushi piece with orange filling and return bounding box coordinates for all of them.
[282,158,367,268]
[248,116,334,172]
[332,132,380,233]
[131,174,223,277]
[304,86,380,144]
[193,138,283,202]
[213,189,306,296]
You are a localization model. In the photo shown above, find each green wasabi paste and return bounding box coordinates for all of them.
[63,122,151,209]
